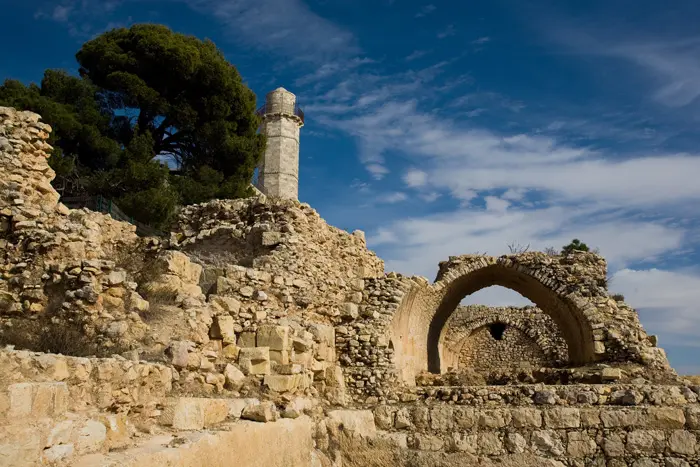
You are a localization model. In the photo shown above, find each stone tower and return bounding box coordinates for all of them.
[256,87,304,200]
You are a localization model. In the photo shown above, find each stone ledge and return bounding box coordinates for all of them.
[70,416,313,467]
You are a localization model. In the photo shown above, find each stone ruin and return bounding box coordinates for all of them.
[0,106,698,466]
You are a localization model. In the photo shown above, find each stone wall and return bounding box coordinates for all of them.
[369,401,700,465]
[258,87,303,200]
[440,305,569,373]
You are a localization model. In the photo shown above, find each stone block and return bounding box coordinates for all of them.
[601,367,623,381]
[227,398,259,418]
[264,374,308,393]
[237,331,256,348]
[309,323,335,345]
[478,432,503,456]
[224,364,246,389]
[453,407,477,429]
[269,350,290,365]
[602,433,625,457]
[327,410,376,438]
[511,408,543,428]
[209,295,241,314]
[210,315,236,344]
[413,434,444,451]
[685,407,700,429]
[292,336,313,353]
[505,433,527,454]
[261,231,282,246]
[478,409,511,429]
[600,409,642,428]
[76,420,107,453]
[626,430,666,454]
[645,407,685,429]
[256,325,290,351]
[166,398,230,430]
[292,350,313,366]
[222,344,240,360]
[277,363,304,375]
[373,406,396,430]
[544,407,580,428]
[567,431,597,457]
[242,401,279,422]
[429,406,454,431]
[395,408,412,429]
[531,430,565,456]
[8,382,68,419]
[215,276,237,295]
[668,430,696,455]
[156,251,202,284]
[238,347,270,375]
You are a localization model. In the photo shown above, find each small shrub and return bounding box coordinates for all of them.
[543,246,558,256]
[561,239,590,255]
[0,319,126,357]
[138,286,178,323]
[611,293,625,302]
[507,242,530,254]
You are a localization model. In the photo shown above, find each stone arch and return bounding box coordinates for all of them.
[427,258,597,373]
[439,305,570,372]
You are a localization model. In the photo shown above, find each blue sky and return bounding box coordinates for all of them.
[3,0,700,373]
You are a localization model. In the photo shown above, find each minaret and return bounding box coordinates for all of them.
[255,87,304,200]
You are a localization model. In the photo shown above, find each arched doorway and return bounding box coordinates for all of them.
[427,263,595,373]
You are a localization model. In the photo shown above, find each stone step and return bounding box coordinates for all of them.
[69,417,313,467]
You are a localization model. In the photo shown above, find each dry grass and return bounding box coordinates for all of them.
[683,375,700,385]
[337,432,401,467]
[0,319,127,358]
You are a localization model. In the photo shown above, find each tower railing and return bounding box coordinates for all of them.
[255,103,304,125]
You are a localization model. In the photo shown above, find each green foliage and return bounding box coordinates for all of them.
[76,23,264,190]
[561,238,590,255]
[0,23,264,228]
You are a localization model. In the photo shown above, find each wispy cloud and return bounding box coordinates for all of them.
[415,4,436,18]
[607,39,700,108]
[437,24,456,39]
[185,0,359,63]
[471,36,490,45]
[35,0,125,37]
[405,49,430,61]
[377,192,408,204]
[51,5,72,22]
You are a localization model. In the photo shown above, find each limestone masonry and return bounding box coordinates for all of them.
[1,106,698,466]
[256,87,303,201]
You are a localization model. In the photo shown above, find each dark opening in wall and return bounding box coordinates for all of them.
[489,322,507,340]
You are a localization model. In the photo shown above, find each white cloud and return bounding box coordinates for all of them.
[366,163,389,180]
[484,196,510,212]
[612,268,700,344]
[378,192,408,204]
[369,205,686,279]
[403,168,428,188]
